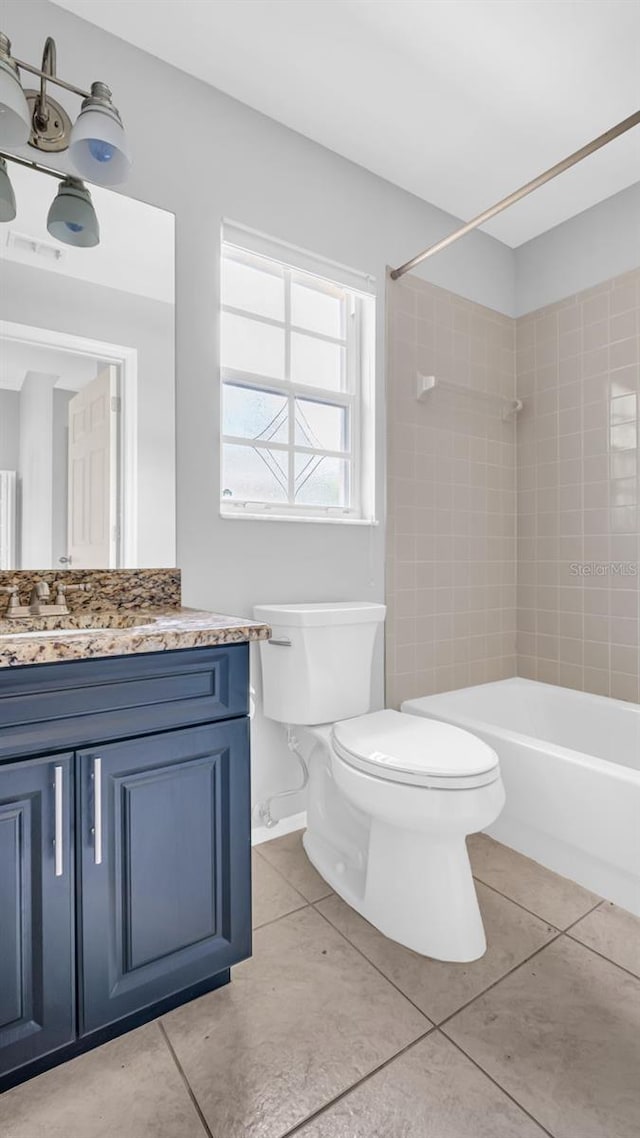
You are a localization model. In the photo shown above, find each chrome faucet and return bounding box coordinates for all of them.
[1,578,92,619]
[28,579,92,616]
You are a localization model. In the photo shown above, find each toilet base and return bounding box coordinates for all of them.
[304,822,487,962]
[298,723,505,963]
[365,820,487,961]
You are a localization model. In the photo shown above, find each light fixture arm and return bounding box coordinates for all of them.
[12,47,90,101]
[34,36,56,129]
[0,31,129,178]
[0,146,69,182]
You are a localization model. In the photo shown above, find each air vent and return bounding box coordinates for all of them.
[5,230,65,262]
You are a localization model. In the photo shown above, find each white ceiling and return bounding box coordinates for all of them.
[53,0,640,247]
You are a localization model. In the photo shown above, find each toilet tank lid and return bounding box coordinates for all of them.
[253,602,386,627]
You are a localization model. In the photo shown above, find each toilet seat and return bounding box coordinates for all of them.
[331,709,499,789]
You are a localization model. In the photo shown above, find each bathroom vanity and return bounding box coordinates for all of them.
[0,583,270,1091]
[0,159,270,1091]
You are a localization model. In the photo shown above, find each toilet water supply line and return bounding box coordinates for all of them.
[255,726,309,829]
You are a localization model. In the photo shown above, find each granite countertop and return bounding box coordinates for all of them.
[0,607,271,668]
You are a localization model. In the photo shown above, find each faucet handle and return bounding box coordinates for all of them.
[0,584,20,611]
[53,581,92,605]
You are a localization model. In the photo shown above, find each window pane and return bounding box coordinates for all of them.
[222,253,284,321]
[222,311,285,379]
[223,384,288,443]
[295,453,349,507]
[222,443,288,503]
[295,399,348,452]
[291,332,344,391]
[291,278,344,338]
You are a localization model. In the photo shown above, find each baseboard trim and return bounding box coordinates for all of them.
[252,810,307,846]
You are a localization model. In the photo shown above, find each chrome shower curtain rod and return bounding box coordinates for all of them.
[390,109,640,280]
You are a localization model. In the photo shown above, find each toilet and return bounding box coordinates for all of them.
[254,601,505,962]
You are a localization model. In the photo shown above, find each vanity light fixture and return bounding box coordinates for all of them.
[69,82,130,186]
[0,32,30,145]
[47,175,99,247]
[0,148,100,247]
[0,32,131,186]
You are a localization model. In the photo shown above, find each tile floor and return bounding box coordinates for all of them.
[1,829,639,1138]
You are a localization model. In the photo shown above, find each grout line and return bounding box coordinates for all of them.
[563,930,640,983]
[253,841,323,907]
[558,896,601,933]
[437,932,564,1031]
[157,1021,214,1138]
[561,897,604,933]
[310,901,436,1024]
[470,868,605,933]
[441,1032,556,1138]
[470,872,565,929]
[280,1025,437,1137]
[252,898,310,933]
[313,894,562,1030]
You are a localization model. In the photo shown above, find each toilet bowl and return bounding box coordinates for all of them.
[254,602,505,962]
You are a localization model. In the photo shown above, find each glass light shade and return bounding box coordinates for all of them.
[69,105,131,186]
[0,157,16,221]
[0,59,31,147]
[47,179,100,247]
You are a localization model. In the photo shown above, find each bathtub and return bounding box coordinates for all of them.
[402,678,640,916]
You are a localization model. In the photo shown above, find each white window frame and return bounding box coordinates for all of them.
[219,227,376,524]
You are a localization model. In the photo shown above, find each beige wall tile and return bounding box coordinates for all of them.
[386,277,517,703]
[387,270,639,708]
[515,270,640,702]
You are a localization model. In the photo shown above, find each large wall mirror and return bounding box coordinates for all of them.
[0,163,175,570]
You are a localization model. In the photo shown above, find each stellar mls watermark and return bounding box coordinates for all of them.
[569,561,639,577]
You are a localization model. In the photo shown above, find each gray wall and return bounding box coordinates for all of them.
[0,259,176,567]
[5,0,517,819]
[515,181,640,315]
[0,391,20,471]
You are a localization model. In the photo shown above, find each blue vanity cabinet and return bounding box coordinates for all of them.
[0,643,253,1091]
[78,719,251,1034]
[0,753,75,1079]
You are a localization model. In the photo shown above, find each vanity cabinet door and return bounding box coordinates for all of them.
[77,720,251,1035]
[0,754,75,1080]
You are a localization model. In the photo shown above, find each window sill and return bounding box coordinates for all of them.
[220,509,379,526]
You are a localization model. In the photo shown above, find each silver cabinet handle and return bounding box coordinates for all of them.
[54,765,63,877]
[268,638,292,647]
[93,757,103,865]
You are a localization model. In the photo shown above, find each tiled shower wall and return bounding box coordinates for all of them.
[386,276,517,707]
[516,269,640,701]
[386,267,640,707]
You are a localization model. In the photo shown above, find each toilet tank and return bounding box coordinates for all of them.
[254,602,386,725]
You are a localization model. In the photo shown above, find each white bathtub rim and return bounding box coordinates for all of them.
[402,682,640,786]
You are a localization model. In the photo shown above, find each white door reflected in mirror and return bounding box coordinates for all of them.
[68,365,118,569]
